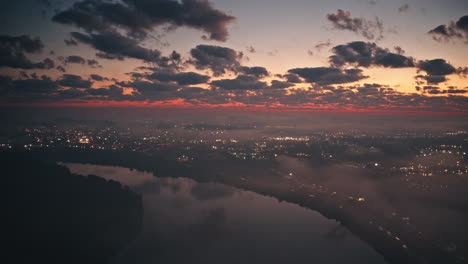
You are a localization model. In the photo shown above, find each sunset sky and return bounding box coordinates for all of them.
[1,0,467,113]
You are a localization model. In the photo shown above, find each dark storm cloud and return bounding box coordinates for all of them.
[52,0,235,41]
[415,75,447,85]
[64,55,86,64]
[160,72,210,85]
[328,41,460,87]
[57,88,87,99]
[73,31,180,68]
[128,0,236,41]
[118,80,179,93]
[210,75,294,91]
[227,77,292,90]
[177,86,207,99]
[446,87,468,94]
[82,89,120,101]
[70,31,163,63]
[170,50,182,61]
[90,74,108,81]
[86,87,110,95]
[58,74,93,88]
[417,59,456,76]
[429,15,468,43]
[53,0,148,37]
[416,85,468,95]
[287,67,368,85]
[270,80,294,89]
[309,40,332,55]
[3,73,468,112]
[96,52,124,61]
[430,25,450,36]
[314,40,332,51]
[427,89,444,94]
[456,67,468,77]
[207,82,466,112]
[101,84,138,101]
[87,59,101,68]
[18,71,29,79]
[3,76,130,101]
[64,38,78,46]
[0,35,43,53]
[447,90,467,94]
[12,75,58,94]
[0,35,54,69]
[326,9,384,41]
[211,75,267,90]
[398,4,409,13]
[412,57,460,86]
[189,45,243,76]
[148,71,210,85]
[356,85,380,95]
[246,46,256,53]
[329,41,415,68]
[239,66,269,78]
[422,86,440,91]
[102,85,135,101]
[281,73,303,83]
[456,15,468,31]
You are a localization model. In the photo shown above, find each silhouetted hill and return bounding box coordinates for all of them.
[3,153,143,264]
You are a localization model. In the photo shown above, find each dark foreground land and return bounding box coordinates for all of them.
[3,153,143,264]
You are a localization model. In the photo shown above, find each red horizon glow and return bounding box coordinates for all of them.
[2,100,467,116]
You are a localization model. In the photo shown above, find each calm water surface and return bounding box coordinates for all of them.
[63,163,387,264]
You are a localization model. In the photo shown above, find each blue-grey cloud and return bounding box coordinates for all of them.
[58,74,93,89]
[0,35,54,69]
[189,45,243,76]
[429,15,468,43]
[330,41,415,68]
[326,9,384,41]
[288,67,368,85]
[53,0,235,41]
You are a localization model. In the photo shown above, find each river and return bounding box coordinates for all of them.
[62,162,387,264]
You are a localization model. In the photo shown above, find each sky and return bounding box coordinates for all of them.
[0,0,467,113]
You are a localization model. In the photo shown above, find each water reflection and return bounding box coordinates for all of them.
[64,163,387,264]
[60,162,154,186]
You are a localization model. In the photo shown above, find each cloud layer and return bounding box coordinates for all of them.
[0,3,466,113]
[429,15,468,44]
[53,0,236,41]
[0,35,54,69]
[326,9,384,41]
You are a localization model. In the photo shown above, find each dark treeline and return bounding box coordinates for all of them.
[3,152,143,264]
